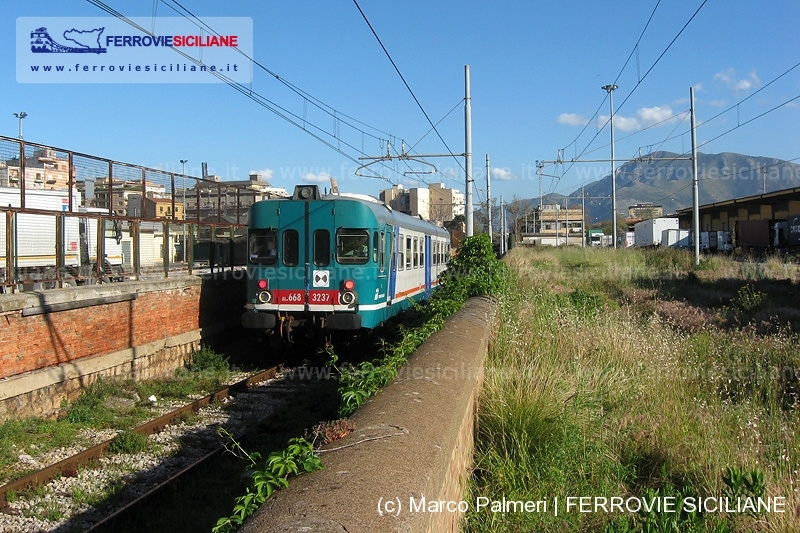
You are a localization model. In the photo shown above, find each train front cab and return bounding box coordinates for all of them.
[242,185,396,336]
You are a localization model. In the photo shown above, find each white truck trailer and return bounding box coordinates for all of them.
[0,187,123,289]
[634,217,679,247]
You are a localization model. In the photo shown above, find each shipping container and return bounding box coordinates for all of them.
[737,219,770,248]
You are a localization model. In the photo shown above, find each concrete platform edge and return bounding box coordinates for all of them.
[240,295,495,533]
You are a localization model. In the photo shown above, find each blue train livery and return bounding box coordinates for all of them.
[241,185,450,338]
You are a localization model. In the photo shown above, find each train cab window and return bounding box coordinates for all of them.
[336,229,369,264]
[373,231,379,263]
[405,236,412,269]
[313,229,330,267]
[282,230,299,266]
[248,229,277,265]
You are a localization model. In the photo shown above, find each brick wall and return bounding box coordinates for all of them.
[0,274,245,419]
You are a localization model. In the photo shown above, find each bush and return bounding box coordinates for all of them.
[186,347,229,373]
[439,234,508,298]
[107,430,148,454]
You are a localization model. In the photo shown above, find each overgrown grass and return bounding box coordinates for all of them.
[467,247,800,532]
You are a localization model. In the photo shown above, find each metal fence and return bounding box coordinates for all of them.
[0,136,261,292]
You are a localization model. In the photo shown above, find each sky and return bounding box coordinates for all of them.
[4,0,800,211]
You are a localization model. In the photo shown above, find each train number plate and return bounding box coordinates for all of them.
[309,290,336,304]
[273,290,305,304]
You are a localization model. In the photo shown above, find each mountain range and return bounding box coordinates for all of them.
[537,151,800,223]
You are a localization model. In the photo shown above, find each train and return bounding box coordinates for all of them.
[241,185,451,341]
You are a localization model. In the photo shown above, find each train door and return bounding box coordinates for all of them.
[389,225,399,302]
[424,235,432,292]
[376,224,392,304]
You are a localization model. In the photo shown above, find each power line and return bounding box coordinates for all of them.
[558,0,664,173]
[84,0,412,183]
[160,0,397,143]
[697,93,800,151]
[558,0,709,180]
[351,0,465,174]
[698,60,800,130]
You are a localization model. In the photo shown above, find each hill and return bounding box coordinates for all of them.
[567,151,800,223]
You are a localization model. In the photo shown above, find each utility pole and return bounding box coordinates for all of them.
[690,87,700,266]
[486,154,492,244]
[581,185,586,248]
[536,161,544,215]
[464,65,473,237]
[499,195,505,255]
[602,84,618,248]
[180,159,188,263]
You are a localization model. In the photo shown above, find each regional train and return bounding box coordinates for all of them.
[241,185,451,341]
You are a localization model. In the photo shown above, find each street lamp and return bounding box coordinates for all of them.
[601,84,618,249]
[13,112,28,140]
[180,159,188,263]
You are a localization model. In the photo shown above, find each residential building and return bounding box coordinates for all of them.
[379,183,464,224]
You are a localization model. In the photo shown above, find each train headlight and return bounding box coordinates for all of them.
[339,279,357,305]
[257,290,272,304]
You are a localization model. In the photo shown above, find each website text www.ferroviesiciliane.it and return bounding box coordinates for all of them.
[28,62,241,74]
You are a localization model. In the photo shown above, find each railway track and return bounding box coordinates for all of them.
[0,364,339,533]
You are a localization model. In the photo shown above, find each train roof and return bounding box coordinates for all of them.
[251,186,449,238]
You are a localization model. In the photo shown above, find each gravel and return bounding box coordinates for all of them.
[0,372,294,533]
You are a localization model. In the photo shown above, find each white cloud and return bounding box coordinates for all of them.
[248,168,274,180]
[491,167,516,181]
[557,113,589,126]
[599,105,677,132]
[714,68,760,92]
[302,172,332,184]
[441,167,458,179]
[637,105,674,123]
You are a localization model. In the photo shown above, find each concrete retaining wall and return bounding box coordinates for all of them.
[0,273,245,420]
[241,296,495,533]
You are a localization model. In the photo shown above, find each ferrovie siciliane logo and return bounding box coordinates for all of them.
[18,17,252,83]
[31,26,108,54]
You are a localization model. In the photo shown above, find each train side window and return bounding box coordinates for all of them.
[405,236,412,269]
[336,229,369,264]
[313,229,330,267]
[248,229,277,265]
[412,237,418,268]
[420,238,425,267]
[379,231,386,273]
[282,229,299,266]
[373,231,379,263]
[398,233,404,270]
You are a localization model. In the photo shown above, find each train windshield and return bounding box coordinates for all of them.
[336,229,369,264]
[248,229,278,265]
